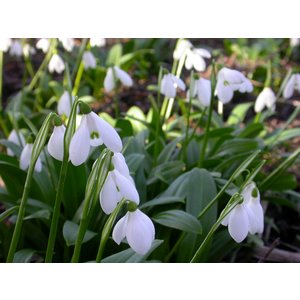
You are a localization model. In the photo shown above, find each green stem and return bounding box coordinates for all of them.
[72,62,84,96]
[96,199,126,262]
[45,158,69,262]
[6,164,35,262]
[111,67,120,119]
[71,39,88,82]
[0,50,3,112]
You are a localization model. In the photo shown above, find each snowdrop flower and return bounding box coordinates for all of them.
[48,54,65,74]
[20,142,42,172]
[160,74,186,98]
[23,44,36,56]
[0,38,12,52]
[173,39,192,60]
[82,51,97,69]
[36,38,50,53]
[69,111,123,166]
[7,129,25,156]
[104,66,133,92]
[57,91,75,117]
[9,40,23,57]
[221,182,264,243]
[59,38,75,52]
[112,208,155,255]
[290,38,300,48]
[283,74,300,99]
[216,67,253,104]
[90,38,106,48]
[190,77,211,107]
[47,124,66,161]
[254,87,276,113]
[185,48,211,72]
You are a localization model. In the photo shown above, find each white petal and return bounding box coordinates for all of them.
[112,213,129,245]
[104,68,115,92]
[295,74,300,92]
[59,38,75,52]
[114,66,133,87]
[172,75,186,91]
[173,39,192,60]
[161,74,176,98]
[191,52,206,72]
[69,116,90,166]
[255,87,276,112]
[112,170,140,204]
[97,116,123,153]
[86,112,104,147]
[216,80,234,104]
[20,144,33,171]
[48,54,65,74]
[57,91,74,117]
[0,38,12,52]
[254,90,267,113]
[283,75,296,99]
[126,209,155,255]
[35,156,42,172]
[185,50,194,70]
[82,51,97,70]
[90,38,106,48]
[9,41,23,57]
[112,153,130,178]
[36,38,49,53]
[228,204,249,243]
[194,48,211,59]
[241,182,256,205]
[100,172,122,214]
[47,125,66,161]
[7,130,25,156]
[196,78,211,107]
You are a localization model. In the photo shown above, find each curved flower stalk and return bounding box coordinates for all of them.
[283,73,300,99]
[90,38,106,48]
[47,124,66,161]
[69,110,123,166]
[112,207,155,255]
[254,87,276,113]
[100,153,139,214]
[216,67,253,104]
[58,38,75,52]
[7,129,26,156]
[48,53,65,74]
[0,38,12,52]
[57,91,75,117]
[9,40,23,57]
[36,38,50,53]
[82,51,96,70]
[104,66,133,92]
[190,77,211,107]
[20,142,42,172]
[221,182,264,243]
[160,73,186,98]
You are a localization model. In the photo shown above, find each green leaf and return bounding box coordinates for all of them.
[102,240,163,263]
[266,128,300,145]
[106,43,123,66]
[125,106,147,133]
[238,123,264,138]
[215,139,260,157]
[0,139,22,157]
[140,196,185,209]
[0,206,18,222]
[125,153,145,173]
[153,210,202,234]
[115,119,133,138]
[63,221,97,246]
[227,102,253,125]
[24,209,51,221]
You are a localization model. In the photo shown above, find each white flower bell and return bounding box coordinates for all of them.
[90,38,106,48]
[23,44,36,57]
[160,74,186,98]
[173,39,192,60]
[20,143,42,172]
[9,40,23,57]
[216,67,253,104]
[221,182,264,243]
[36,38,50,53]
[254,87,276,113]
[82,51,97,70]
[47,124,66,161]
[283,74,300,99]
[59,38,75,52]
[185,48,211,72]
[191,77,211,107]
[112,208,155,255]
[7,129,25,156]
[69,111,123,166]
[57,91,75,117]
[48,54,65,74]
[104,66,133,92]
[0,38,12,52]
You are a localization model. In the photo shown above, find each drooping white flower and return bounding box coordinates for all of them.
[90,38,106,48]
[112,209,155,255]
[36,38,50,53]
[173,39,192,60]
[20,143,42,172]
[160,74,186,98]
[57,91,75,117]
[283,74,300,99]
[104,66,133,92]
[7,129,25,156]
[69,111,123,165]
[47,125,66,161]
[0,38,12,52]
[59,38,75,52]
[9,40,23,57]
[216,67,253,104]
[82,51,97,70]
[23,44,36,56]
[48,54,65,74]
[185,48,211,72]
[190,77,211,107]
[221,182,264,243]
[254,87,276,113]
[290,38,300,48]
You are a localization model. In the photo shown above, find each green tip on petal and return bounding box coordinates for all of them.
[79,102,92,115]
[251,187,258,198]
[127,201,138,212]
[26,133,35,144]
[53,115,63,127]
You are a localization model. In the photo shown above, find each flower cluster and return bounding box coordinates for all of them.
[221,182,264,243]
